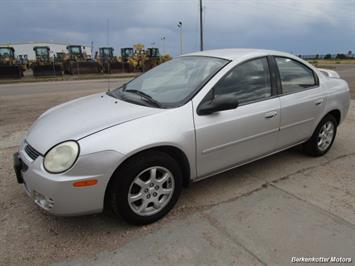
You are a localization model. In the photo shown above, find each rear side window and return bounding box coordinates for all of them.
[213,57,272,105]
[275,57,317,94]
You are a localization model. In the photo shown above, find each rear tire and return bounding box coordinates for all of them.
[108,151,182,225]
[303,114,337,156]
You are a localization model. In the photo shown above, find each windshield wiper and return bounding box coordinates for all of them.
[124,89,162,108]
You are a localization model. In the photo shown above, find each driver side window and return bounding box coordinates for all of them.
[213,57,272,105]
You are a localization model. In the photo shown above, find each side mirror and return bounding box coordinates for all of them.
[197,94,239,115]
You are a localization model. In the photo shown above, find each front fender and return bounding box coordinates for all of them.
[78,102,197,180]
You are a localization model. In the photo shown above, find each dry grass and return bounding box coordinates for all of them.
[307,59,355,65]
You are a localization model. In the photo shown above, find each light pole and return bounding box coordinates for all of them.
[177,21,183,55]
[199,0,204,51]
[161,36,166,55]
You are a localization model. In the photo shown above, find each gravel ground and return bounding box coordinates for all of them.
[0,66,354,265]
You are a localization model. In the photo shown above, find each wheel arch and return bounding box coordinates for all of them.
[327,109,341,125]
[104,145,191,210]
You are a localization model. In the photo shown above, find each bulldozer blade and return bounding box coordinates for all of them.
[103,62,126,74]
[0,65,23,79]
[32,64,63,77]
[68,61,99,75]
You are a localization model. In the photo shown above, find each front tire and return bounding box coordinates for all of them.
[108,151,182,225]
[303,114,337,156]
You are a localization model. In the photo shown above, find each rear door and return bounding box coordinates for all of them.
[274,57,326,149]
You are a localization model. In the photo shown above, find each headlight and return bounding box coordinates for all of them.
[43,141,79,173]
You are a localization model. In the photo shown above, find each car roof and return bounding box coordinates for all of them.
[181,48,294,61]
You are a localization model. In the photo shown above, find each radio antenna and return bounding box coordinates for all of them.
[106,18,111,92]
[199,0,204,51]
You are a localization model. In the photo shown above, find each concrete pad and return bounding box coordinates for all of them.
[204,186,355,266]
[53,213,263,266]
[273,154,355,225]
[324,102,355,160]
[183,148,329,210]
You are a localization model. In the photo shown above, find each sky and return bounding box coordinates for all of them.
[0,0,354,56]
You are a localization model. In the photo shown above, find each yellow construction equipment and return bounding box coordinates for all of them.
[0,46,23,79]
[129,44,173,72]
[126,44,146,72]
[144,48,161,71]
[120,47,134,72]
[32,46,63,77]
[63,45,99,75]
[97,47,126,74]
[18,54,29,71]
[160,54,173,63]
[95,44,172,75]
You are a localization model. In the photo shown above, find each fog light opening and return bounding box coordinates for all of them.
[33,191,54,210]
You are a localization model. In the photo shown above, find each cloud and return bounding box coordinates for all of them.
[0,0,354,55]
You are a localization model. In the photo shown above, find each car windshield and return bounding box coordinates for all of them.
[108,56,228,108]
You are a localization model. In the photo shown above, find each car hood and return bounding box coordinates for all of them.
[26,93,163,154]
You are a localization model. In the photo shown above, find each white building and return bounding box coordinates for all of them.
[0,42,92,60]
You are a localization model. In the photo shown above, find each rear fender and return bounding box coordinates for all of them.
[318,68,340,79]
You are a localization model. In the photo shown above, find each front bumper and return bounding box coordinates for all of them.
[15,142,124,216]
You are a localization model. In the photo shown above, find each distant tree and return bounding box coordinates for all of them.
[315,54,319,59]
[336,53,347,59]
[348,50,352,56]
[324,54,332,60]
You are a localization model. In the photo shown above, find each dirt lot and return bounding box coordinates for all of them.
[0,66,355,265]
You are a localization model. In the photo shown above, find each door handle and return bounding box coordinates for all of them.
[264,111,278,119]
[314,99,324,106]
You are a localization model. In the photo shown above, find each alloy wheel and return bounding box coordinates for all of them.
[128,166,175,216]
[317,121,335,152]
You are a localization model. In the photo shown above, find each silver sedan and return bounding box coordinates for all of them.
[13,49,350,225]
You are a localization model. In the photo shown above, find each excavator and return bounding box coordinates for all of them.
[97,47,125,74]
[0,46,23,79]
[63,45,99,75]
[31,46,63,77]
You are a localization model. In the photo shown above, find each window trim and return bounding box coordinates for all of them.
[198,56,277,111]
[272,56,320,96]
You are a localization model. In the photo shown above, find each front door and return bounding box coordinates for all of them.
[193,57,281,178]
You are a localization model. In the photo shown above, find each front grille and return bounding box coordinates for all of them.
[24,144,41,160]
